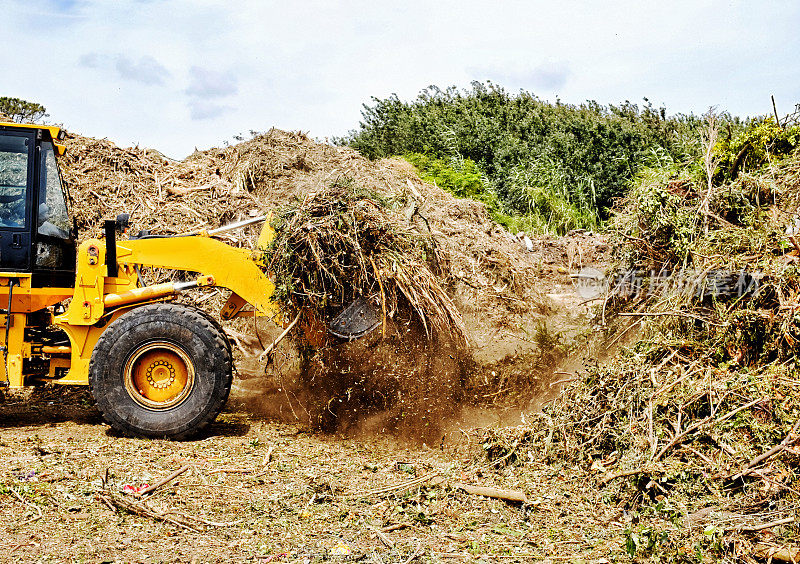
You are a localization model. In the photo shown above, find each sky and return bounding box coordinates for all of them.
[4,0,799,159]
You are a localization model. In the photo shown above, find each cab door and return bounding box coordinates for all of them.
[33,140,76,287]
[0,130,34,271]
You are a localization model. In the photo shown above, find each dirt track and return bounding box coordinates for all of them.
[0,389,632,563]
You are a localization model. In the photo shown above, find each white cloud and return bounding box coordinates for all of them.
[4,0,799,158]
[115,55,170,86]
[78,52,170,86]
[78,52,100,68]
[184,66,238,121]
[185,66,237,99]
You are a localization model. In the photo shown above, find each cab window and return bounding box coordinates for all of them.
[0,135,30,228]
[38,141,70,239]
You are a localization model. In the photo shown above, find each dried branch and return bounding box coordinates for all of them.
[136,465,190,497]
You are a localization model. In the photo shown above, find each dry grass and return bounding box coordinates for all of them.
[266,180,466,343]
[0,389,633,562]
[478,150,800,561]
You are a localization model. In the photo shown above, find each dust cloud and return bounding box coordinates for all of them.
[228,312,584,444]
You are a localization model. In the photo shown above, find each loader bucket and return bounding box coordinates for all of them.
[328,296,381,340]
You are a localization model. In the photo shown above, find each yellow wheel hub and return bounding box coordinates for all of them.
[124,342,195,410]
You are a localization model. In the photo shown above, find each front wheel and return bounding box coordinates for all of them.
[89,303,232,439]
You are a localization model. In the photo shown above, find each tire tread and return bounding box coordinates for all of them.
[89,303,232,439]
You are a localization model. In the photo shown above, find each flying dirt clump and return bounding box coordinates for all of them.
[58,128,601,434]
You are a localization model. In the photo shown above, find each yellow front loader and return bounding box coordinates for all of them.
[0,121,359,438]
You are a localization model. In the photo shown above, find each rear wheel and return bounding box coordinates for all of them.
[89,303,232,439]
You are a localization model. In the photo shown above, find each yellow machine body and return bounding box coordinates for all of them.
[0,224,280,388]
[0,121,66,155]
[0,120,303,439]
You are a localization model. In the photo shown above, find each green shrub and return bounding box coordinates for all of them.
[402,152,500,213]
[403,152,597,235]
[339,82,705,228]
[713,116,800,181]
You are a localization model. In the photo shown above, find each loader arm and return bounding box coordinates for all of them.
[60,233,280,327]
[119,236,280,318]
[51,231,281,386]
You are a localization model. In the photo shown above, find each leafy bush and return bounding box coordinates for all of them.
[713,116,800,181]
[402,152,499,213]
[339,82,705,229]
[402,151,598,235]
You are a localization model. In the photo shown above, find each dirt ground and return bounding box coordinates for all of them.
[0,387,640,563]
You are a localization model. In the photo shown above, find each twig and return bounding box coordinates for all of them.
[788,235,800,255]
[350,471,440,498]
[263,445,274,466]
[169,511,242,527]
[258,310,302,362]
[650,350,679,382]
[649,365,705,399]
[194,288,219,305]
[406,178,423,200]
[652,416,713,462]
[451,483,528,504]
[474,440,520,471]
[370,526,395,548]
[369,256,387,338]
[136,465,190,497]
[742,517,795,532]
[549,376,578,388]
[9,486,43,525]
[97,494,117,513]
[716,396,769,424]
[682,444,714,466]
[730,418,800,481]
[402,544,425,564]
[772,95,783,128]
[647,402,656,460]
[166,182,227,196]
[245,449,276,481]
[652,397,765,462]
[9,542,38,554]
[618,310,725,327]
[758,473,800,497]
[600,467,656,485]
[100,492,200,532]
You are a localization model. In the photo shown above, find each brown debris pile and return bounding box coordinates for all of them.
[60,128,560,331]
[59,129,594,430]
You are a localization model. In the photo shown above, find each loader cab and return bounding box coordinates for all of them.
[0,123,75,287]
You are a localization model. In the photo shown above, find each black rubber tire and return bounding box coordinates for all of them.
[89,303,232,439]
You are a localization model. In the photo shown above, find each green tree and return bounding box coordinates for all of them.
[0,97,48,123]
